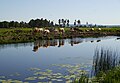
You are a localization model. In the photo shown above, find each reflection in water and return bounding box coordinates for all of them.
[0,43,33,51]
[0,36,120,82]
[69,38,83,46]
[96,40,101,42]
[33,40,58,52]
[92,48,120,76]
[58,39,64,47]
[33,38,83,52]
[32,36,116,52]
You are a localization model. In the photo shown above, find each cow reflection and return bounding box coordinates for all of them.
[50,40,58,46]
[33,38,83,52]
[43,40,50,48]
[33,46,39,52]
[58,39,64,47]
[33,40,58,52]
[70,38,83,46]
[33,40,44,52]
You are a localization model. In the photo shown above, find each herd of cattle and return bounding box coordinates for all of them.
[33,27,102,34]
[33,27,65,34]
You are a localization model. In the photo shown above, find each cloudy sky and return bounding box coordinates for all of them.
[0,0,120,25]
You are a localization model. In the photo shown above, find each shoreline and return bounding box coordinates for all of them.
[0,28,120,44]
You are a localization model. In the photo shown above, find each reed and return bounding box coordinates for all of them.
[74,47,120,83]
[92,48,120,76]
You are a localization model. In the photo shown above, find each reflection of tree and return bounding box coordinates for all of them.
[0,43,32,51]
[91,48,120,76]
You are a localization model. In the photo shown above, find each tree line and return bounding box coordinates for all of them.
[0,18,91,28]
[0,18,54,28]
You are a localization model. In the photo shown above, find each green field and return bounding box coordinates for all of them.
[0,27,120,44]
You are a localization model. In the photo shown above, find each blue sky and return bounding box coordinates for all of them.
[0,0,120,25]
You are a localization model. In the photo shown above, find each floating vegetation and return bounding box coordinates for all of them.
[0,64,90,83]
[45,69,52,73]
[0,76,5,78]
[29,68,41,72]
[0,79,23,83]
[56,79,63,81]
[25,76,37,81]
[38,76,47,80]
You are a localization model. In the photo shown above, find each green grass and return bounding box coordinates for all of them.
[95,66,120,83]
[0,27,120,44]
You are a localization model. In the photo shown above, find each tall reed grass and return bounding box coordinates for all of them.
[92,48,120,76]
[74,47,120,83]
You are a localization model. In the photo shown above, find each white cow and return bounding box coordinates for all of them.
[38,28,43,32]
[98,28,101,31]
[44,29,50,34]
[59,28,65,33]
[34,27,43,32]
[91,28,94,31]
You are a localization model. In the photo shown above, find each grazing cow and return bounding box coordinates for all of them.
[44,29,50,34]
[38,28,43,32]
[54,29,59,34]
[98,28,101,31]
[91,28,95,31]
[34,27,39,32]
[54,29,58,32]
[34,28,43,32]
[70,28,74,32]
[86,29,89,32]
[59,28,65,33]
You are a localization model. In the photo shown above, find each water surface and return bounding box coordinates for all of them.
[0,36,120,83]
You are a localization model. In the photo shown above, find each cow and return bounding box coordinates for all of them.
[44,29,50,34]
[34,27,43,32]
[98,28,101,31]
[91,28,95,31]
[59,28,65,34]
[70,28,74,32]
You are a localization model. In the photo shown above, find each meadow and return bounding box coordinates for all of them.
[0,27,120,44]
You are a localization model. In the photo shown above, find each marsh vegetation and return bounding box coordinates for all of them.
[74,47,120,83]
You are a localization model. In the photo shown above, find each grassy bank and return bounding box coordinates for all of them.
[0,27,120,44]
[74,66,120,83]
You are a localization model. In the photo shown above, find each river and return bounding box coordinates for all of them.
[0,36,120,83]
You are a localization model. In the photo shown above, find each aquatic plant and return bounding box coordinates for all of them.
[74,47,120,83]
[73,75,89,83]
[101,66,120,83]
[92,48,120,76]
[90,47,120,83]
